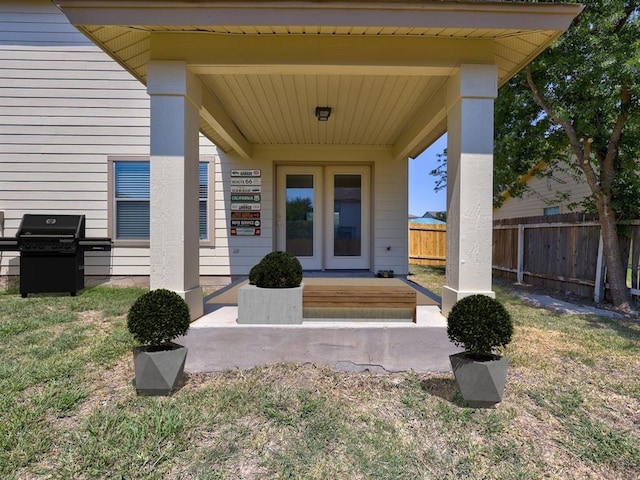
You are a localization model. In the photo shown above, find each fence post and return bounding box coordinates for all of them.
[517,224,524,284]
[593,233,605,303]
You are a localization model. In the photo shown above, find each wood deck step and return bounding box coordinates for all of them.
[303,283,416,321]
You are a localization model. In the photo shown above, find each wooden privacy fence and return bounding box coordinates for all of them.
[409,223,446,266]
[493,213,640,302]
[409,213,640,302]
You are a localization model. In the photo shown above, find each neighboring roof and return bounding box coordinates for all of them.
[410,217,445,224]
[421,211,443,219]
[53,1,582,161]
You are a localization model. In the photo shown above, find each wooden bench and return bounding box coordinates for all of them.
[303,284,417,321]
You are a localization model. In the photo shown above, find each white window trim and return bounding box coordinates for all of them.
[107,155,215,247]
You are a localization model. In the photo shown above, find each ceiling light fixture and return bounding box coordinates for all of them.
[315,106,332,122]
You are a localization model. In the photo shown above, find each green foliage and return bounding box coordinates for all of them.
[428,148,448,193]
[126,289,190,346]
[286,197,314,240]
[286,197,312,222]
[494,0,640,216]
[447,295,514,357]
[430,1,640,217]
[248,251,303,288]
[430,1,640,308]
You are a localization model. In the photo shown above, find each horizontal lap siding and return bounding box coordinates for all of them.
[494,162,592,220]
[373,159,409,274]
[0,0,230,277]
[1,1,409,279]
[213,153,273,275]
[0,0,146,276]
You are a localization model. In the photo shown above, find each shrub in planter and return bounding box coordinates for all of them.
[248,250,303,288]
[127,288,191,395]
[447,294,513,359]
[446,294,514,408]
[239,251,304,324]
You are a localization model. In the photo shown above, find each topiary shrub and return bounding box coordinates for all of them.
[248,251,303,288]
[127,289,191,346]
[447,294,513,360]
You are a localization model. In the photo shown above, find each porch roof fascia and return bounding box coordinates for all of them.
[54,1,582,33]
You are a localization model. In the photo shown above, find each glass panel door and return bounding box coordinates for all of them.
[276,167,323,270]
[333,174,362,257]
[325,166,370,269]
[286,174,314,257]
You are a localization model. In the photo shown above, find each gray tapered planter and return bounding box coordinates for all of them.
[449,352,509,408]
[132,342,187,396]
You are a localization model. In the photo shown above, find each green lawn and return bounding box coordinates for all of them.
[1,270,639,479]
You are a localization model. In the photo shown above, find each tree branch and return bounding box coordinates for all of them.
[524,68,601,193]
[599,84,631,198]
[612,3,636,34]
[604,84,630,166]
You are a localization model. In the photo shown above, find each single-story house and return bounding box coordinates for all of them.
[0,0,581,317]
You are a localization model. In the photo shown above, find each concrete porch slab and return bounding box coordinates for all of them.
[178,304,461,373]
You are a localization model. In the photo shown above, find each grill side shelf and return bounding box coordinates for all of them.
[0,237,19,251]
[78,238,112,252]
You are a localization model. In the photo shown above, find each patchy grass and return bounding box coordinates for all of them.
[1,271,639,480]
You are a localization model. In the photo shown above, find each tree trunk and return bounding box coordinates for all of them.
[597,202,632,312]
[523,71,633,312]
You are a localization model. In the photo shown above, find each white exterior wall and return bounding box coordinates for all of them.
[215,152,274,275]
[372,158,410,274]
[0,0,228,277]
[494,161,591,220]
[214,155,409,276]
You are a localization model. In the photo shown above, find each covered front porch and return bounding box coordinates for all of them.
[54,0,581,320]
[182,271,454,372]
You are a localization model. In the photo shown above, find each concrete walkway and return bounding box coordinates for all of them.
[517,293,626,319]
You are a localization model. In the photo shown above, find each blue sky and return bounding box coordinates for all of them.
[408,134,447,217]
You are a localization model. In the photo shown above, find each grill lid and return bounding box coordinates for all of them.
[17,214,85,238]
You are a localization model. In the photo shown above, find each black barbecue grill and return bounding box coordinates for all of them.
[0,214,111,297]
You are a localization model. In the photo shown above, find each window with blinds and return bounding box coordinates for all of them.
[114,161,208,240]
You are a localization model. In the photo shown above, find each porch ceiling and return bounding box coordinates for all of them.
[54,0,582,161]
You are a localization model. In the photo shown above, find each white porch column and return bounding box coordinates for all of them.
[147,61,203,319]
[442,64,498,316]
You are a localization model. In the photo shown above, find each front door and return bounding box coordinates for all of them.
[276,165,370,270]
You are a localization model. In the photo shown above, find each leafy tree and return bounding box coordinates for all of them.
[286,197,312,222]
[432,0,640,312]
[286,197,313,239]
[501,0,639,312]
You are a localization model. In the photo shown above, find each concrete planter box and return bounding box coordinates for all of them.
[237,283,303,324]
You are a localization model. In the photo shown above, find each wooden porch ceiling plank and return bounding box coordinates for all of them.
[392,81,448,161]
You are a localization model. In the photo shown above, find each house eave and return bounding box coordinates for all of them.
[52,0,583,159]
[54,1,583,32]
